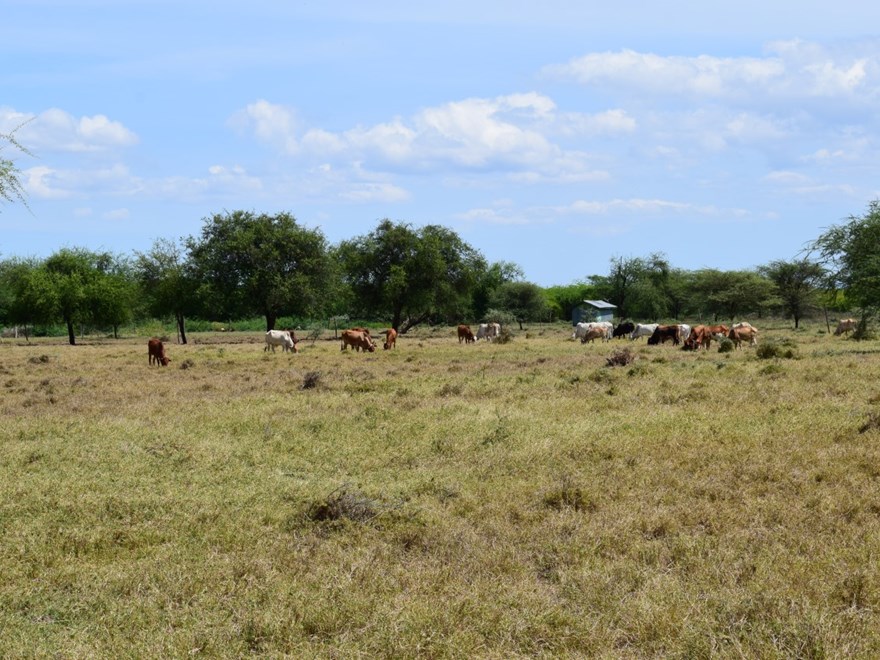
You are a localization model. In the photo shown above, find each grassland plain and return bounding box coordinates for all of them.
[2,322,880,658]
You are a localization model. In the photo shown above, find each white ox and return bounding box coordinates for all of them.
[834,318,856,336]
[265,329,296,353]
[629,323,658,341]
[573,321,612,342]
[678,324,692,343]
[476,322,501,341]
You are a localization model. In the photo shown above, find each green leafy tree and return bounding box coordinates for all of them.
[338,219,487,331]
[135,238,198,343]
[489,281,549,329]
[85,260,137,338]
[543,281,604,323]
[691,269,775,321]
[43,248,115,345]
[187,211,333,331]
[472,260,524,321]
[0,258,57,339]
[759,259,825,329]
[811,200,880,333]
[593,253,671,320]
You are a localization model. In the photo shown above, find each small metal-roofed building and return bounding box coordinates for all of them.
[572,300,617,325]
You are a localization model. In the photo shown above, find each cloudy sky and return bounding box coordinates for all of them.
[3,1,880,285]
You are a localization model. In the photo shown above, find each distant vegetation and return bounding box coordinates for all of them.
[2,201,879,343]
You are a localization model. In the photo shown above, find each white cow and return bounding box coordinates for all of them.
[678,324,692,343]
[573,321,612,342]
[476,322,500,341]
[629,323,658,341]
[265,329,296,353]
[834,318,856,336]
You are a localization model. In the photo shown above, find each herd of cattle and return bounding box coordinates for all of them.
[145,317,860,367]
[572,320,758,350]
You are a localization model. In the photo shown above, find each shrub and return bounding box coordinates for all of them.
[756,338,798,360]
[605,347,635,367]
[302,371,322,389]
[305,485,380,523]
[717,337,735,353]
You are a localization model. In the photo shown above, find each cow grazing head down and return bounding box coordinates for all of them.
[147,338,170,366]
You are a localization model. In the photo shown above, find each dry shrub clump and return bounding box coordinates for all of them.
[305,485,381,523]
[302,370,322,389]
[605,347,635,367]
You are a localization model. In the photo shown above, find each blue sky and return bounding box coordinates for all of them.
[3,1,880,285]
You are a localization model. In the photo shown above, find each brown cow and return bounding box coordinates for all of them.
[341,329,376,352]
[457,324,475,344]
[647,325,681,345]
[580,326,607,344]
[728,325,758,348]
[683,325,712,350]
[382,328,398,350]
[147,338,170,366]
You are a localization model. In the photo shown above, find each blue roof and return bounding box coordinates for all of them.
[582,300,617,309]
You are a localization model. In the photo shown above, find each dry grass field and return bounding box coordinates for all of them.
[2,322,880,657]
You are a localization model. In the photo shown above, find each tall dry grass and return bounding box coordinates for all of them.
[2,322,880,657]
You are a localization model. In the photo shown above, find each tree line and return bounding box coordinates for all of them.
[1,202,878,345]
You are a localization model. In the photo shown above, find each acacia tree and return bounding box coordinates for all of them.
[0,122,32,211]
[135,238,197,343]
[690,269,775,321]
[187,211,334,331]
[759,259,825,329]
[811,201,880,335]
[0,258,57,339]
[338,219,487,332]
[489,281,549,329]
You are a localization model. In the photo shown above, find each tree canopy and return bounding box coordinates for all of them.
[187,211,334,331]
[338,219,487,331]
[811,200,880,330]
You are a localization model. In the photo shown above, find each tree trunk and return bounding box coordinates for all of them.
[113,325,119,339]
[399,312,431,334]
[794,315,800,329]
[177,313,188,345]
[65,317,76,345]
[266,314,276,332]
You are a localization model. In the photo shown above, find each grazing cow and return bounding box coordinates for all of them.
[382,328,398,350]
[580,325,608,344]
[457,324,475,344]
[835,318,857,336]
[707,324,729,338]
[647,324,681,345]
[678,324,692,343]
[341,329,376,352]
[147,338,170,366]
[265,329,296,353]
[683,325,713,350]
[573,321,612,342]
[613,322,635,339]
[630,323,658,341]
[476,322,501,341]
[728,323,759,348]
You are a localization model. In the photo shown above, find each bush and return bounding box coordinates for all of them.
[717,337,735,353]
[756,337,798,360]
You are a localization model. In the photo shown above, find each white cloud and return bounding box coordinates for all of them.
[544,40,880,106]
[231,93,608,179]
[339,182,409,203]
[103,208,130,220]
[228,99,300,154]
[2,107,138,152]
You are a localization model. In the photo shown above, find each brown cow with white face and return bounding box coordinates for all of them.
[457,324,475,344]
